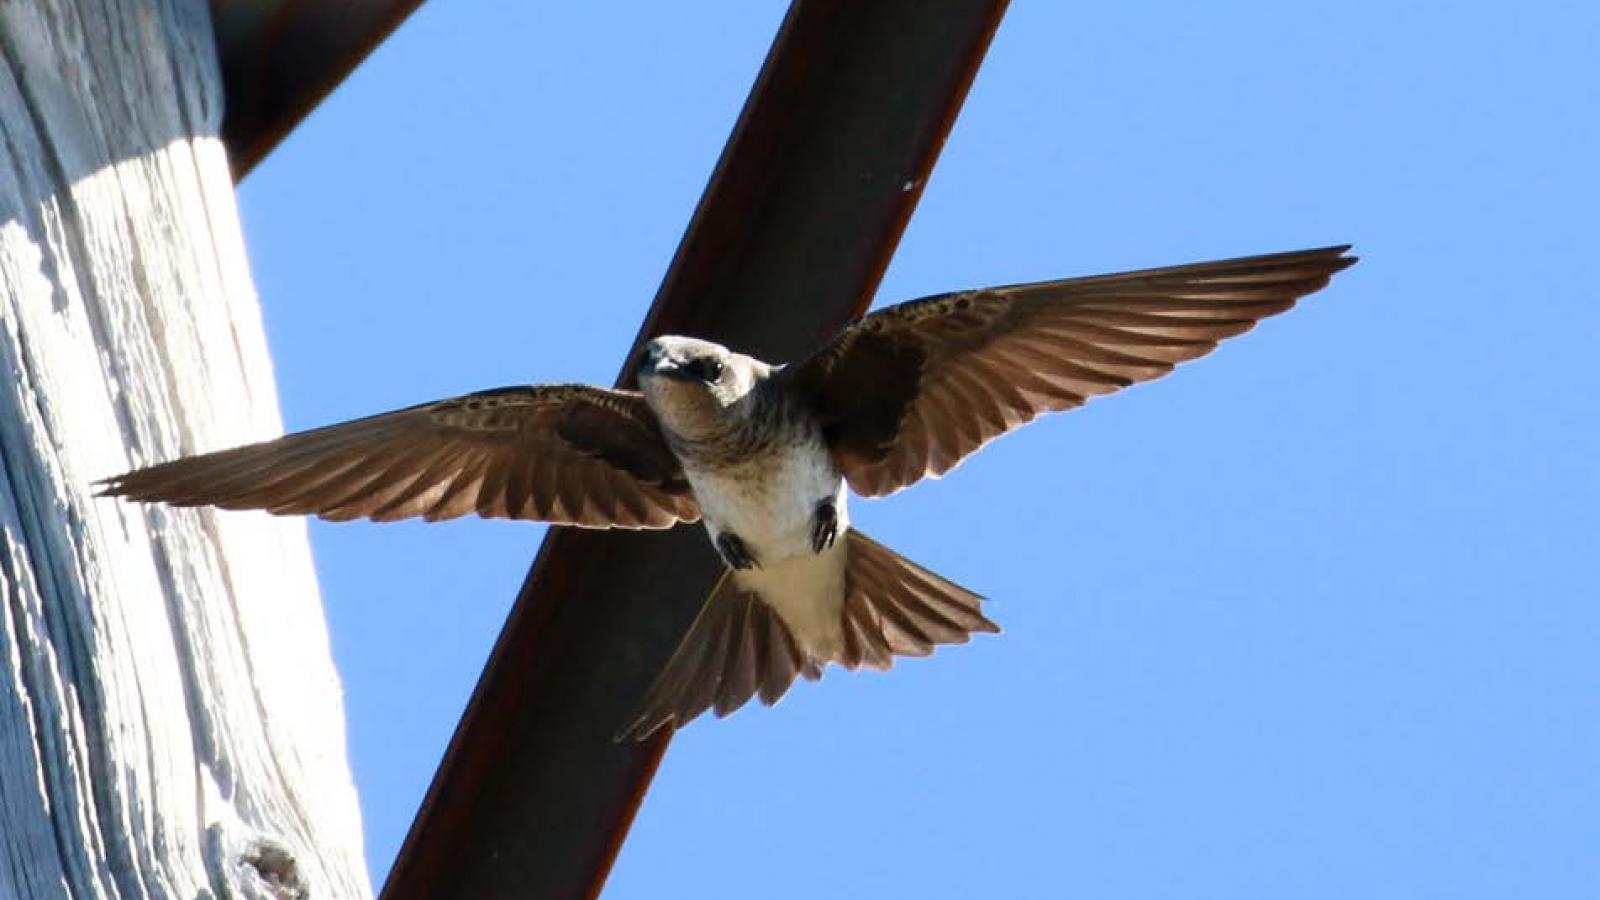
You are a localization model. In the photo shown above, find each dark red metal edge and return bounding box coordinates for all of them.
[212,0,428,180]
[378,2,1011,898]
[588,4,1006,888]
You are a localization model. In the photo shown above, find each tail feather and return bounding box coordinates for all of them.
[838,531,997,670]
[618,530,997,740]
[620,572,821,740]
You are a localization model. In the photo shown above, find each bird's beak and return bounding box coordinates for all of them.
[649,360,697,382]
[638,345,693,382]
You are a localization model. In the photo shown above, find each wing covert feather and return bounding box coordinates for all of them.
[791,246,1356,496]
[99,385,699,529]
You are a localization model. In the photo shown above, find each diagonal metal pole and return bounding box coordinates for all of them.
[212,0,429,179]
[379,2,1009,897]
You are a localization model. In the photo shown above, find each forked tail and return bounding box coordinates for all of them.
[619,530,997,740]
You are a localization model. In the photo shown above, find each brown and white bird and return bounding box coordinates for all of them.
[99,245,1357,737]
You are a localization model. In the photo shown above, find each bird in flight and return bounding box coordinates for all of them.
[100,245,1356,738]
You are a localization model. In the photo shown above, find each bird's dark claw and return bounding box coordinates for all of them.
[811,498,838,553]
[716,531,759,570]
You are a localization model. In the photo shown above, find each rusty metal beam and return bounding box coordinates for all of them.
[210,0,427,179]
[378,2,1009,897]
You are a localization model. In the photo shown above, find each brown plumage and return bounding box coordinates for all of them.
[99,385,698,528]
[791,245,1357,496]
[99,244,1357,738]
[621,531,996,740]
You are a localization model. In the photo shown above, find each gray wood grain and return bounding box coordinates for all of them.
[0,1,370,897]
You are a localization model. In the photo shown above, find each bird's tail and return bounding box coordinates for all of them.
[618,530,997,740]
[830,530,998,669]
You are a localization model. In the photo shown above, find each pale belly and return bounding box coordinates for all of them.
[685,436,849,564]
[684,436,854,658]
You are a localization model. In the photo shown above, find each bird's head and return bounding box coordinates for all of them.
[636,336,765,440]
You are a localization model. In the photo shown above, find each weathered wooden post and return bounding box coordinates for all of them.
[0,1,370,897]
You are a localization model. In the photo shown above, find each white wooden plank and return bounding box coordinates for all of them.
[0,1,371,897]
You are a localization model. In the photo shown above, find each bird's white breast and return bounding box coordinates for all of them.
[685,432,848,564]
[676,421,854,658]
[688,435,852,658]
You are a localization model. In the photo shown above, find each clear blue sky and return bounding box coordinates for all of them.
[237,2,1598,896]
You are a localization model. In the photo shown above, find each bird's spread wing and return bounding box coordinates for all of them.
[98,385,700,528]
[788,245,1357,497]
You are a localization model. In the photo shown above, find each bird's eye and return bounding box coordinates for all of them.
[689,358,724,382]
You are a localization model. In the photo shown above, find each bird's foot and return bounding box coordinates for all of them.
[811,498,838,553]
[716,531,759,570]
